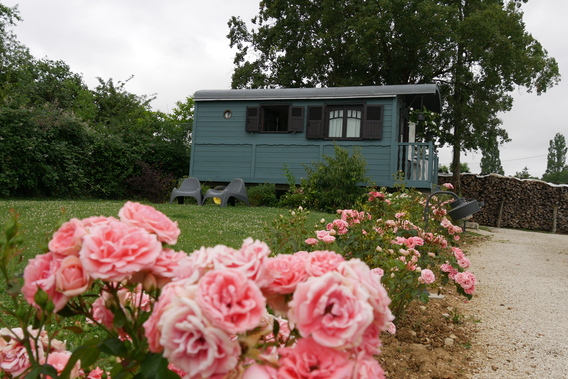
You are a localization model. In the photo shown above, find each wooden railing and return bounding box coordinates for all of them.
[397,142,438,188]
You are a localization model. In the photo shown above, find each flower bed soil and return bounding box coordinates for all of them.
[378,286,476,378]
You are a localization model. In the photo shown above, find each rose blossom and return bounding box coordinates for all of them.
[337,259,394,332]
[149,248,189,286]
[418,269,436,284]
[118,201,180,245]
[79,220,162,282]
[197,270,266,334]
[305,250,345,277]
[22,252,68,312]
[440,263,458,280]
[352,353,386,379]
[212,238,270,282]
[0,330,32,377]
[454,271,477,295]
[260,253,308,294]
[48,218,87,256]
[55,255,91,297]
[43,351,81,379]
[288,271,374,349]
[144,278,198,353]
[158,296,241,378]
[278,337,355,379]
[242,363,278,379]
[305,237,319,246]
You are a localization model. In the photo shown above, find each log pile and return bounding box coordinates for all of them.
[438,174,568,234]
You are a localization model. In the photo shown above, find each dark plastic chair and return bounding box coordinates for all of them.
[202,178,250,207]
[169,177,203,205]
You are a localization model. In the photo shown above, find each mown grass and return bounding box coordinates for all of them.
[0,199,334,270]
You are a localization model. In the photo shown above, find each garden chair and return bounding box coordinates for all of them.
[202,178,250,207]
[169,177,203,205]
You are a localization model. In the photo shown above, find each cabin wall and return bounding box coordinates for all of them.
[190,98,398,186]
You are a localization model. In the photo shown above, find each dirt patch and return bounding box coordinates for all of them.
[376,231,492,378]
[379,286,476,378]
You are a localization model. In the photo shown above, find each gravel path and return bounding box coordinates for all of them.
[466,227,568,378]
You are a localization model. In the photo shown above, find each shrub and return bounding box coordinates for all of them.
[268,186,475,320]
[247,183,277,207]
[125,161,176,203]
[280,144,371,212]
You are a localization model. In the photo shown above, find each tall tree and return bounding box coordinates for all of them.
[542,133,568,183]
[480,134,505,175]
[228,0,560,190]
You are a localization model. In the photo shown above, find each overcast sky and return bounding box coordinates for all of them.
[3,0,567,178]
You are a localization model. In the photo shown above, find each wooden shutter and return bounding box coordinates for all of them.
[288,106,304,132]
[246,107,260,132]
[362,105,383,139]
[306,106,324,138]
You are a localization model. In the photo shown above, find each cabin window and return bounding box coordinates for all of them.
[246,105,304,133]
[306,104,383,140]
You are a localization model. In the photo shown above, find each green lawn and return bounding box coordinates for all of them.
[0,199,333,270]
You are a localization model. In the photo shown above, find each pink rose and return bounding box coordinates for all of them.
[337,259,394,332]
[418,269,436,284]
[243,364,278,379]
[119,201,180,244]
[144,278,198,352]
[79,220,162,282]
[81,216,118,228]
[321,234,336,244]
[440,263,458,280]
[260,254,308,294]
[22,252,68,312]
[43,351,81,379]
[305,250,345,277]
[278,337,354,379]
[197,270,266,334]
[454,271,477,295]
[48,218,87,256]
[150,248,189,286]
[352,354,386,379]
[159,296,241,378]
[0,331,31,377]
[386,321,397,335]
[288,271,374,349]
[457,256,471,269]
[55,255,91,297]
[305,237,319,246]
[212,238,270,282]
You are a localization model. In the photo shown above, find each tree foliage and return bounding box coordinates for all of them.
[228,0,560,190]
[480,134,505,175]
[0,5,192,200]
[542,133,568,183]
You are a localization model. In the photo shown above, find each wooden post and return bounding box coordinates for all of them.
[497,199,505,228]
[552,206,558,234]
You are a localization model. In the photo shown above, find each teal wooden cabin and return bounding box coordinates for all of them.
[190,84,441,189]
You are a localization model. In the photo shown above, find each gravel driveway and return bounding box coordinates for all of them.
[466,227,568,378]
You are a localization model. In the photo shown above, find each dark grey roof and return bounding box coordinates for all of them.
[194,84,442,113]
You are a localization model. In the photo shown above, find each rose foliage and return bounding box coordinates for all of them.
[1,201,396,378]
[267,184,477,318]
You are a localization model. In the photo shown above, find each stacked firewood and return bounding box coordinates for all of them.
[438,174,568,234]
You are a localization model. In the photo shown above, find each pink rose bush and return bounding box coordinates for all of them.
[3,201,395,378]
[2,185,477,378]
[270,187,477,319]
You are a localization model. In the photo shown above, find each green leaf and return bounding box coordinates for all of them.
[60,340,100,378]
[134,353,173,379]
[99,337,128,357]
[25,364,59,379]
